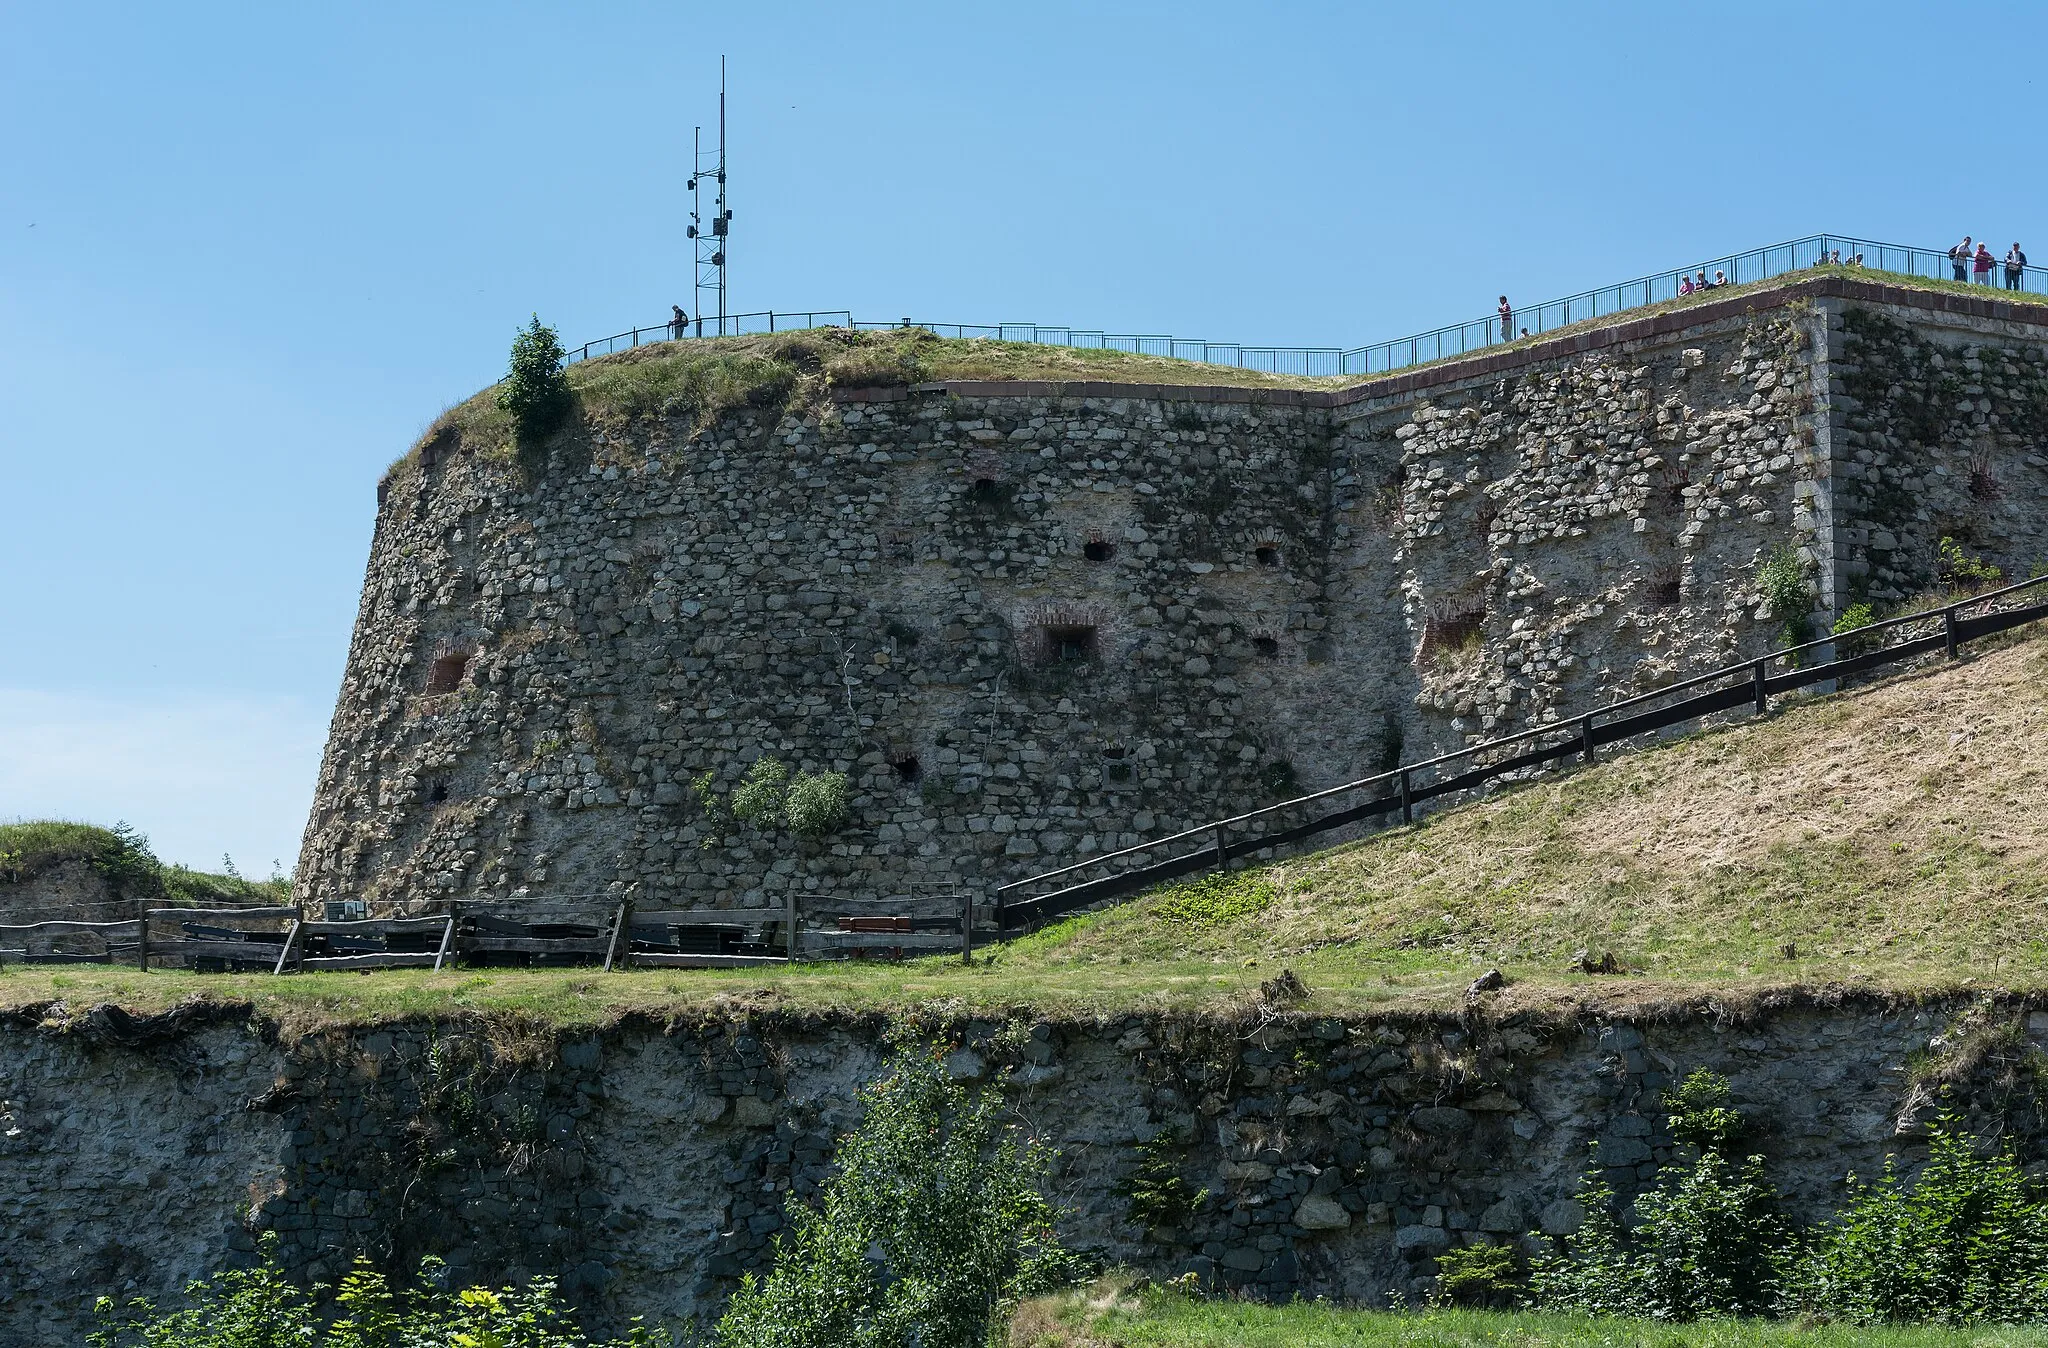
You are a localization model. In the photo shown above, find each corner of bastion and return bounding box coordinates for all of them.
[296,276,2048,915]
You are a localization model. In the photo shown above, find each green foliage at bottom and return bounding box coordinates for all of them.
[711,1046,1079,1348]
[87,1238,668,1347]
[1533,1151,1788,1319]
[1788,1119,2048,1324]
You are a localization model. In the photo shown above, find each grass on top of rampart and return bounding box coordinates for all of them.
[7,626,2048,1031]
[400,264,2048,477]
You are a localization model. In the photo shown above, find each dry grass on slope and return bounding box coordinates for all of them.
[996,631,2048,997]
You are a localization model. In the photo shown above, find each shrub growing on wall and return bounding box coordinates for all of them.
[784,770,850,839]
[498,316,574,455]
[724,756,851,840]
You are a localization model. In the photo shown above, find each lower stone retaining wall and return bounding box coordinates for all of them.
[2,993,2040,1343]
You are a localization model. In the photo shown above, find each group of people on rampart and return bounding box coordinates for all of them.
[1949,236,2029,289]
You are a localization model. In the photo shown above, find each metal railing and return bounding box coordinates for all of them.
[992,574,2048,931]
[565,232,2048,378]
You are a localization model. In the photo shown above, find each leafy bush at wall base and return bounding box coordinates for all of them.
[1832,601,1880,657]
[86,1237,669,1347]
[1531,1149,1789,1321]
[1785,1117,2048,1325]
[711,1047,1079,1348]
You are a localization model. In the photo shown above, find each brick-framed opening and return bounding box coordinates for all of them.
[425,652,470,693]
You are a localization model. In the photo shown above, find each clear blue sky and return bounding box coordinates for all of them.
[3,0,2041,872]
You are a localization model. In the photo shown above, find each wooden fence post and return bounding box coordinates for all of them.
[1752,658,1769,715]
[1945,605,1960,659]
[603,901,631,972]
[1579,714,1596,764]
[432,906,458,972]
[960,893,975,966]
[1212,825,1229,873]
[270,919,302,976]
[1399,769,1413,824]
[135,900,150,971]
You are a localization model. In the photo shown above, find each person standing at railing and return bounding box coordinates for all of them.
[669,305,690,341]
[1951,236,1973,281]
[1974,243,1996,285]
[1497,296,1513,342]
[2007,243,2028,290]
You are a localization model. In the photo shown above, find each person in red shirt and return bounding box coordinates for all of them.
[1974,243,1996,285]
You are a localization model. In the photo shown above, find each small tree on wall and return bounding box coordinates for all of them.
[497,315,574,456]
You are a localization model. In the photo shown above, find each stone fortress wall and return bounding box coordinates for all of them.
[7,999,2048,1341]
[295,277,2048,915]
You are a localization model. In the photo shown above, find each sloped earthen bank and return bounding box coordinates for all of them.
[4,992,2044,1344]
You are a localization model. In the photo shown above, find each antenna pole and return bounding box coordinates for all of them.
[689,125,704,336]
[717,55,728,335]
[685,59,731,336]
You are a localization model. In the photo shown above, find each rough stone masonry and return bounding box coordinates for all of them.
[6,997,2048,1343]
[296,276,2048,915]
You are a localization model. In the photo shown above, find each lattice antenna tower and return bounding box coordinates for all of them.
[687,57,731,335]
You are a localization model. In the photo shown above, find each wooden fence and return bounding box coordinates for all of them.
[994,574,2048,931]
[0,895,981,971]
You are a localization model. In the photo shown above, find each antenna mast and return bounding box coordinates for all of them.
[687,57,730,335]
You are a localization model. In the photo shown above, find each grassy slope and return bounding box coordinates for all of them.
[1009,1287,2048,1347]
[0,820,286,907]
[5,630,2045,1026]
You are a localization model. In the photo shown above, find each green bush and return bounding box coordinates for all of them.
[87,1236,668,1347]
[722,758,851,840]
[1665,1068,1747,1156]
[784,771,851,839]
[1938,536,2003,593]
[1119,1132,1209,1233]
[729,757,792,829]
[712,1048,1077,1348]
[1757,546,1813,645]
[1533,1148,1788,1321]
[1431,1244,1525,1308]
[1832,601,1880,656]
[1787,1117,2048,1324]
[497,316,574,455]
[1533,1070,1789,1321]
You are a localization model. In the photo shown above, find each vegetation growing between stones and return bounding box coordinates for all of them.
[711,1045,1081,1348]
[715,756,852,841]
[1756,545,1813,646]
